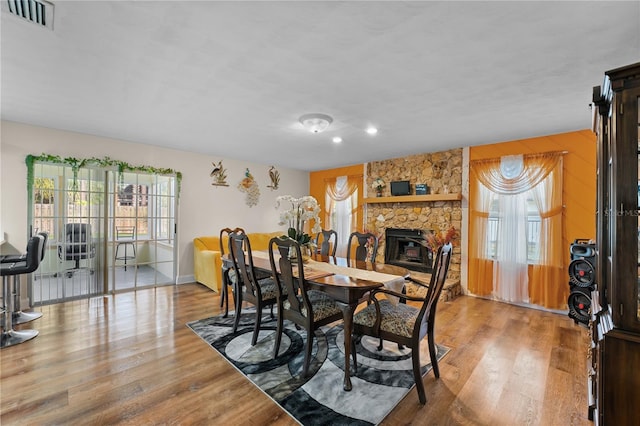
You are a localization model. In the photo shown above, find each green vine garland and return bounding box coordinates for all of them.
[25,154,183,203]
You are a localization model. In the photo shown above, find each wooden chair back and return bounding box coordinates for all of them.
[228,230,261,301]
[346,231,378,263]
[219,227,245,255]
[268,237,310,317]
[415,243,452,339]
[315,229,338,257]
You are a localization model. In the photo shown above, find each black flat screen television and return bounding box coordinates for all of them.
[390,180,411,196]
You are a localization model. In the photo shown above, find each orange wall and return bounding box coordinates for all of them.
[309,129,596,270]
[469,129,597,267]
[310,164,364,230]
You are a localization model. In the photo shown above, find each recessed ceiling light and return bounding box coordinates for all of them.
[366,127,378,135]
[332,136,342,143]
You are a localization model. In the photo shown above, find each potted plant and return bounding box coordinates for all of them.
[372,178,385,197]
[275,195,322,261]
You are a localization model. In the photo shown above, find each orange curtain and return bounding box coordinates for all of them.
[469,152,565,309]
[529,157,566,309]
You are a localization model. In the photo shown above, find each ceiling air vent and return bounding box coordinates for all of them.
[3,0,54,30]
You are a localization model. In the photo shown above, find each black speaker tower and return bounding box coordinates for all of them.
[567,239,595,326]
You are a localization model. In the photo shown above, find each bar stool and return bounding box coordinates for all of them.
[1,234,44,348]
[1,232,47,325]
[12,232,47,325]
[115,226,136,271]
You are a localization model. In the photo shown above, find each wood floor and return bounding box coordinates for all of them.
[1,283,592,425]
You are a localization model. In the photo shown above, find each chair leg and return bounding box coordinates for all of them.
[223,284,230,318]
[412,345,426,404]
[428,332,440,378]
[273,304,283,358]
[270,303,274,319]
[378,337,383,351]
[351,335,358,374]
[232,284,242,333]
[302,328,314,377]
[220,279,226,308]
[252,304,262,346]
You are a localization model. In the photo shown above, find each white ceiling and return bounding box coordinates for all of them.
[1,1,639,171]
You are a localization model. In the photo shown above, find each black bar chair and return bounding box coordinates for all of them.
[1,234,44,348]
[1,232,48,325]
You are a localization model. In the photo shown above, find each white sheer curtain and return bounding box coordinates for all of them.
[492,190,529,303]
[325,176,358,257]
[470,152,563,306]
[333,177,352,257]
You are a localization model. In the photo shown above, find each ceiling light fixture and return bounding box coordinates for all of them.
[299,113,333,133]
[366,126,378,135]
[332,136,342,143]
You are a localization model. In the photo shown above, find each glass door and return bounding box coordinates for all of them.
[30,163,104,304]
[106,171,177,292]
[29,161,178,305]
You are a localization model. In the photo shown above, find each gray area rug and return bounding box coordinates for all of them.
[187,308,449,425]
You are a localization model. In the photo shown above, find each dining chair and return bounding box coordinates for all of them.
[268,236,343,377]
[351,243,452,404]
[315,229,338,257]
[220,227,272,317]
[219,227,244,317]
[228,230,280,345]
[346,231,378,264]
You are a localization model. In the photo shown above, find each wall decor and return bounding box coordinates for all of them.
[237,168,260,207]
[267,166,280,190]
[432,160,448,179]
[210,160,229,186]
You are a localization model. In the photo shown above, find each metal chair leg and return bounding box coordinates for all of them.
[1,276,38,349]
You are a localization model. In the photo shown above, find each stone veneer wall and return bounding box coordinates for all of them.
[366,148,463,281]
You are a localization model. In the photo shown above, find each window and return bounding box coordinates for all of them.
[118,184,148,207]
[33,177,55,237]
[115,183,149,237]
[152,178,175,244]
[486,192,542,263]
[324,175,359,257]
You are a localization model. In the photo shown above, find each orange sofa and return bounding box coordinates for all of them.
[193,231,282,292]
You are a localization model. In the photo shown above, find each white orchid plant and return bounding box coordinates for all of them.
[275,195,322,246]
[372,178,385,191]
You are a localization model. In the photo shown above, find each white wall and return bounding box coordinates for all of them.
[0,120,309,284]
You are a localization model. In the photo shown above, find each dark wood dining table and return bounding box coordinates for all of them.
[224,251,409,391]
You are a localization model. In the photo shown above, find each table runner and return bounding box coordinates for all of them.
[252,251,406,304]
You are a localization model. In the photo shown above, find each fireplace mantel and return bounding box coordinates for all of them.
[363,193,461,204]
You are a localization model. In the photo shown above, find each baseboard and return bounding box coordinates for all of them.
[176,274,195,285]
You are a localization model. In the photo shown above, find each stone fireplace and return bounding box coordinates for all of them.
[366,148,463,283]
[385,228,433,273]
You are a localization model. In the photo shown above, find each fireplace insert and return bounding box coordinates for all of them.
[384,228,433,273]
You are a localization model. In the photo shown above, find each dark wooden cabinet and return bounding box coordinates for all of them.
[591,62,640,425]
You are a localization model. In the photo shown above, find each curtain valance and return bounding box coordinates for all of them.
[470,152,562,195]
[325,175,361,201]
